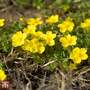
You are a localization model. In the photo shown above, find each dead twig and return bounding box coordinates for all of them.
[55,72,61,90]
[42,60,56,68]
[78,68,90,76]
[59,70,66,90]
[37,72,46,90]
[0,5,13,13]
[20,63,32,90]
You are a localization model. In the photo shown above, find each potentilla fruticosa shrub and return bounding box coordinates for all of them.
[0,15,90,80]
[11,15,90,69]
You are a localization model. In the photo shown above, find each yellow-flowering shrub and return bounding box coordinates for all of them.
[10,15,89,70]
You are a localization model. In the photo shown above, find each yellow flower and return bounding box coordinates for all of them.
[0,19,5,27]
[44,31,56,46]
[26,18,43,26]
[22,39,38,53]
[22,39,32,52]
[80,18,90,29]
[59,34,77,48]
[12,31,27,47]
[37,42,45,54]
[70,47,88,64]
[22,39,45,54]
[23,25,36,35]
[58,18,74,33]
[33,31,46,40]
[46,15,59,24]
[0,69,6,81]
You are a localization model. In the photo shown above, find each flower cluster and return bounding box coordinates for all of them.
[58,17,88,65]
[11,16,56,54]
[11,15,89,68]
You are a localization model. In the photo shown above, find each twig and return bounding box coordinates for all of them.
[3,56,11,76]
[37,72,46,90]
[58,70,66,90]
[20,63,32,90]
[74,66,90,76]
[79,68,90,76]
[55,72,61,90]
[10,0,17,6]
[0,5,13,13]
[79,77,90,82]
[42,60,55,68]
[7,48,14,57]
